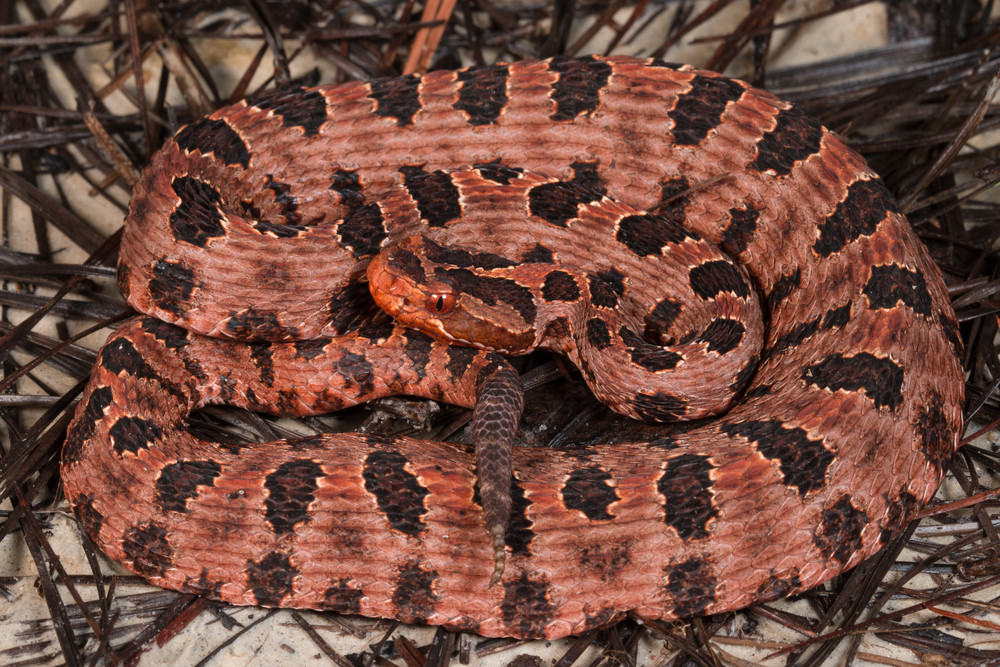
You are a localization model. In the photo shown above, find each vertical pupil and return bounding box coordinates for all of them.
[436,296,445,312]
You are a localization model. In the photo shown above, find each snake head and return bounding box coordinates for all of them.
[367,237,537,354]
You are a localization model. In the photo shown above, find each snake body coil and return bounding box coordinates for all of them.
[61,56,965,639]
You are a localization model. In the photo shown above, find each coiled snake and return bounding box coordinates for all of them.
[61,56,965,639]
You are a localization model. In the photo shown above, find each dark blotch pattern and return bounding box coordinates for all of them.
[100,337,185,402]
[633,391,688,421]
[329,168,364,211]
[63,386,113,466]
[751,107,825,176]
[505,480,535,556]
[915,392,956,472]
[255,88,327,136]
[723,204,760,254]
[541,270,581,302]
[939,313,963,358]
[562,466,618,521]
[455,64,508,125]
[619,326,682,371]
[521,243,555,263]
[250,344,274,385]
[670,75,745,145]
[721,420,834,496]
[814,178,900,256]
[814,495,868,564]
[588,268,626,309]
[246,551,297,606]
[323,580,364,614]
[185,570,224,598]
[729,353,760,394]
[528,181,593,227]
[335,349,376,395]
[143,317,192,351]
[803,352,904,410]
[645,298,683,342]
[864,264,933,316]
[501,571,554,637]
[368,74,421,126]
[73,493,105,539]
[109,416,163,456]
[474,162,522,185]
[659,454,717,540]
[436,267,537,324]
[822,303,852,329]
[650,58,686,70]
[445,346,478,378]
[881,489,919,543]
[122,522,172,578]
[586,318,613,350]
[388,247,427,285]
[174,117,250,168]
[695,318,745,355]
[657,177,692,225]
[769,317,820,358]
[548,56,612,121]
[689,260,750,300]
[337,203,387,258]
[169,176,225,247]
[224,309,294,340]
[363,450,429,537]
[569,160,606,196]
[665,557,718,617]
[327,280,382,336]
[403,331,434,380]
[157,459,222,513]
[400,167,461,227]
[767,269,801,311]
[616,214,692,256]
[253,176,302,234]
[391,560,438,624]
[292,339,326,361]
[756,573,803,601]
[265,459,323,536]
[422,237,516,269]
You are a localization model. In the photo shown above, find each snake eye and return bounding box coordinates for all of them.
[427,292,455,314]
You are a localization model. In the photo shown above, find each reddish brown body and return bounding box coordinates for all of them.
[62,56,964,639]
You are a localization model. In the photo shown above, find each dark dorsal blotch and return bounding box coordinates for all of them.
[803,352,904,410]
[568,160,607,196]
[528,181,594,227]
[400,166,462,227]
[174,117,250,168]
[254,88,328,137]
[368,74,421,126]
[814,178,900,257]
[659,454,718,539]
[169,176,225,248]
[455,64,509,126]
[264,459,324,536]
[157,459,222,513]
[863,263,932,317]
[751,107,825,176]
[548,56,613,122]
[723,204,760,255]
[336,203,388,258]
[362,450,430,537]
[670,75,745,146]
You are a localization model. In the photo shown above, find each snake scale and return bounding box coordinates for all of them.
[61,56,965,639]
